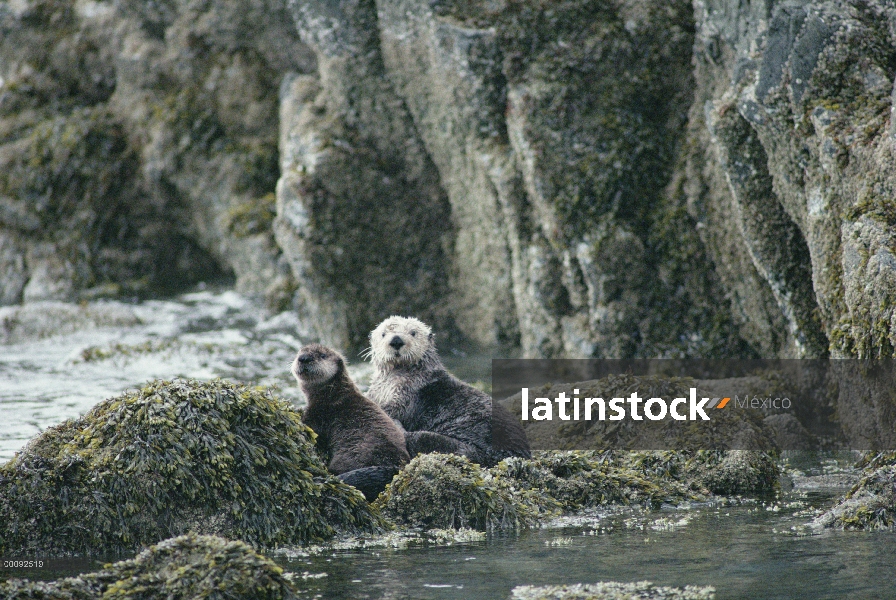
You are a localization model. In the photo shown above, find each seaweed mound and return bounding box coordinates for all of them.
[621,450,779,497]
[813,452,896,531]
[0,379,381,555]
[683,451,779,496]
[511,580,715,600]
[0,534,298,600]
[373,453,548,531]
[496,451,698,511]
[374,449,778,532]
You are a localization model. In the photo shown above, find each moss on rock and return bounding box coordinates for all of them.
[0,533,299,600]
[226,193,278,239]
[0,105,226,299]
[0,379,382,555]
[373,453,549,531]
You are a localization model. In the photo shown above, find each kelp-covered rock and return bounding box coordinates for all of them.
[511,581,715,600]
[0,534,298,600]
[812,451,896,531]
[496,451,698,511]
[0,379,381,555]
[373,453,548,531]
[375,449,777,532]
[677,450,779,496]
[608,450,779,497]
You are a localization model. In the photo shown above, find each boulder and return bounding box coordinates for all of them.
[0,379,381,555]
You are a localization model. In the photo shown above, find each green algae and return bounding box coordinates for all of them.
[497,451,700,512]
[373,448,777,533]
[226,193,278,239]
[679,450,779,497]
[374,453,549,531]
[0,379,382,556]
[0,533,299,600]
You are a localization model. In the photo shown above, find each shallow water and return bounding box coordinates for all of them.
[0,289,493,463]
[1,291,894,598]
[279,488,896,599]
[0,290,309,461]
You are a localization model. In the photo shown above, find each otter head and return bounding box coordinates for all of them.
[369,316,434,368]
[291,343,345,387]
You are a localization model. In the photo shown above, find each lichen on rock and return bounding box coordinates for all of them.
[0,533,299,600]
[0,379,382,555]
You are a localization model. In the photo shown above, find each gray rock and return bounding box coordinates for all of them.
[283,0,745,356]
[0,0,313,307]
[763,413,814,451]
[811,452,896,530]
[0,301,141,344]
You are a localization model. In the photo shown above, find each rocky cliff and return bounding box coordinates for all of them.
[0,0,312,307]
[2,0,895,360]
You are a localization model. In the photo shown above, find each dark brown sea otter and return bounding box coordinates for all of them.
[291,343,409,501]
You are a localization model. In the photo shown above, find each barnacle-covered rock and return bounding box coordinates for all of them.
[373,453,550,531]
[0,379,382,555]
[812,452,896,531]
[511,580,715,600]
[0,533,299,600]
[495,451,698,511]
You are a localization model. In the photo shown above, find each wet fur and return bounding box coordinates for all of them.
[367,316,530,467]
[292,344,409,500]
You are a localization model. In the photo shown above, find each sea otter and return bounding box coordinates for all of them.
[291,343,409,501]
[366,316,530,467]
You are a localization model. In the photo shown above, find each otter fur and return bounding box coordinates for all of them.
[291,343,409,501]
[367,316,530,467]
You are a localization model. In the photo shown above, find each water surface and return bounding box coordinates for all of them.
[279,489,896,599]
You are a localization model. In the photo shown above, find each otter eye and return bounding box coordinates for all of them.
[411,331,417,337]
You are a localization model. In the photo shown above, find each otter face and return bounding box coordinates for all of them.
[291,343,343,386]
[369,316,433,367]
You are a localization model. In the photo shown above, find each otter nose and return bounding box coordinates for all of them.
[298,354,314,364]
[389,336,405,350]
